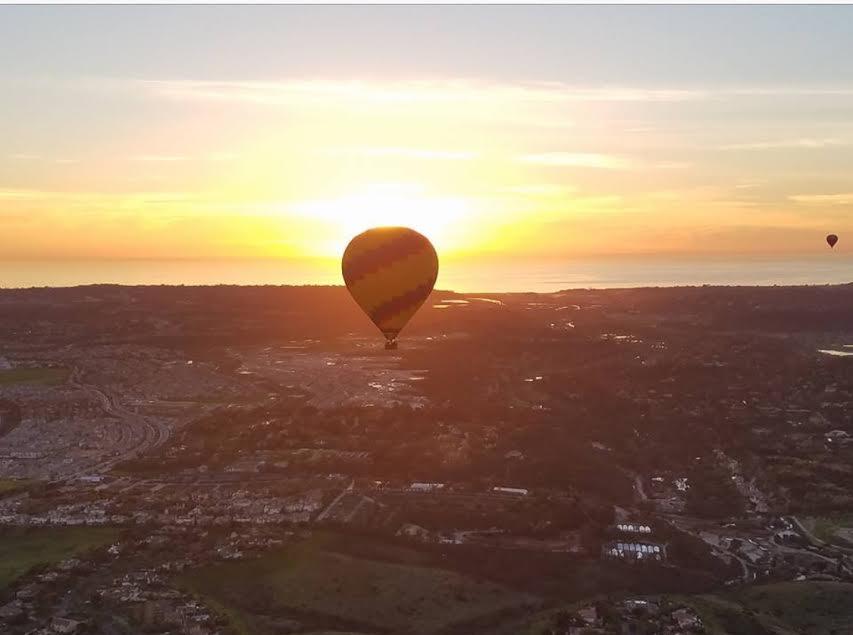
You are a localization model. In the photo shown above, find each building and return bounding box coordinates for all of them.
[408,482,445,492]
[50,617,84,634]
[671,607,702,631]
[602,542,666,562]
[616,523,652,534]
[492,486,529,496]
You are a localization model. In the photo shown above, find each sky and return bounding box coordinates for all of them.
[2,5,853,265]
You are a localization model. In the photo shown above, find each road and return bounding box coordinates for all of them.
[315,479,355,522]
[62,367,173,480]
[668,516,755,584]
[790,515,853,558]
[239,349,428,409]
[632,473,648,502]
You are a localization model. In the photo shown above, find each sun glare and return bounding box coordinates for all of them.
[290,183,473,256]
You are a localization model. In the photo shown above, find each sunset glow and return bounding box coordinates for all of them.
[3,6,853,267]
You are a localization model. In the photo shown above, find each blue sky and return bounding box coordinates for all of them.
[4,6,853,84]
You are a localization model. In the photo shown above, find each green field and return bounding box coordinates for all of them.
[802,514,853,546]
[487,581,853,635]
[0,526,120,589]
[0,367,70,386]
[0,479,33,497]
[180,535,537,635]
[738,582,853,634]
[684,581,853,635]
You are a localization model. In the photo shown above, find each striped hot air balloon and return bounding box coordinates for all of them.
[342,227,439,349]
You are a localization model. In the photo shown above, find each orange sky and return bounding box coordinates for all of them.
[3,7,853,264]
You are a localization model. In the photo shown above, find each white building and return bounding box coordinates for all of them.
[408,482,445,492]
[492,486,529,496]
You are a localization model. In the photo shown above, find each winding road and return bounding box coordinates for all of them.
[62,367,172,480]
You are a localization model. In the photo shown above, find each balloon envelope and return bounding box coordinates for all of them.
[342,227,439,343]
[827,234,839,248]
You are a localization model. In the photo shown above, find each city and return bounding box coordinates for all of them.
[2,283,852,634]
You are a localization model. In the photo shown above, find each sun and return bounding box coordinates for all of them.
[291,183,472,257]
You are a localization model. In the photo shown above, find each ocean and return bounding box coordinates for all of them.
[1,257,851,294]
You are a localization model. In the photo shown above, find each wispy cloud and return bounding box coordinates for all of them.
[0,188,210,208]
[652,161,692,170]
[719,138,846,150]
[501,184,577,196]
[137,79,707,106]
[324,146,478,161]
[127,153,236,162]
[733,180,767,190]
[789,193,853,205]
[8,154,79,164]
[519,153,632,169]
[129,155,190,162]
[516,153,690,171]
[0,189,50,200]
[128,78,853,108]
[725,87,853,98]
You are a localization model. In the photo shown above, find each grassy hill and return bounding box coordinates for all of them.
[0,526,119,590]
[485,581,853,635]
[0,479,32,496]
[180,534,538,635]
[681,581,853,635]
[0,367,70,386]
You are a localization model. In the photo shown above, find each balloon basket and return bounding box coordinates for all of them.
[384,340,398,351]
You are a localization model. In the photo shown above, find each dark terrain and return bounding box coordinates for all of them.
[1,283,853,634]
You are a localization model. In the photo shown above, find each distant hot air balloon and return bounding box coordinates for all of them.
[342,227,439,349]
[827,234,839,248]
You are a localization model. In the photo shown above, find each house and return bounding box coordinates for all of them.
[408,482,445,492]
[493,486,529,496]
[16,584,41,601]
[0,600,25,623]
[602,542,665,561]
[616,523,652,534]
[577,604,599,625]
[624,598,659,614]
[397,523,432,542]
[671,607,702,630]
[50,617,84,634]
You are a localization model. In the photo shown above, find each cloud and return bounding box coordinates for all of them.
[0,188,211,209]
[128,155,190,162]
[651,161,692,170]
[725,87,853,98]
[719,138,846,150]
[517,154,689,171]
[8,154,80,163]
[0,189,50,200]
[519,153,632,169]
[130,78,853,109]
[789,193,853,205]
[323,146,478,161]
[127,153,236,163]
[18,75,853,113]
[733,180,767,190]
[501,184,577,196]
[137,79,708,106]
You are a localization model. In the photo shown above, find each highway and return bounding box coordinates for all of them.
[62,367,173,480]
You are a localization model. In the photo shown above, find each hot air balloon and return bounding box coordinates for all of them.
[342,226,439,350]
[827,234,839,248]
